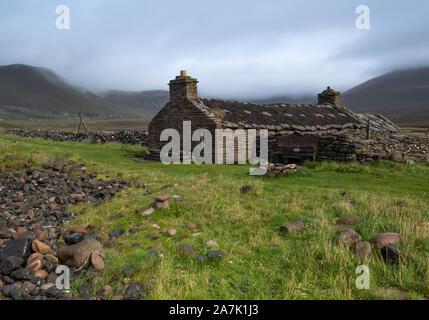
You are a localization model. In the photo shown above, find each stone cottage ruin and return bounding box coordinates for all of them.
[147,71,428,163]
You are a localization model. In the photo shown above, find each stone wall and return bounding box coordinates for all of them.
[1,129,149,146]
[273,132,429,163]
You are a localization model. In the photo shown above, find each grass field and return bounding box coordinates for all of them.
[0,134,428,300]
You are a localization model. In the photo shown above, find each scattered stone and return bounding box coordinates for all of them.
[122,267,135,277]
[35,230,49,241]
[170,195,183,202]
[57,239,105,268]
[240,185,253,194]
[1,238,32,260]
[71,226,88,235]
[31,240,51,255]
[381,245,402,264]
[143,208,155,217]
[373,233,400,248]
[166,229,176,236]
[186,223,196,230]
[11,268,34,281]
[44,254,59,264]
[178,245,197,255]
[124,282,144,300]
[335,229,362,246]
[97,285,113,297]
[64,233,85,245]
[154,195,170,209]
[391,151,403,163]
[197,255,208,262]
[91,252,105,270]
[207,251,227,260]
[336,216,359,225]
[280,221,305,233]
[205,240,219,249]
[351,241,373,258]
[0,256,25,274]
[34,270,48,280]
[109,229,125,239]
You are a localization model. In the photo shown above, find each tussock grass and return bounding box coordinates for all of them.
[0,134,428,300]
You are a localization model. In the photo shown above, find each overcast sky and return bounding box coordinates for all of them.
[0,0,428,99]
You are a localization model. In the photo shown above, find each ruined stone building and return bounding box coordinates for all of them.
[147,71,428,163]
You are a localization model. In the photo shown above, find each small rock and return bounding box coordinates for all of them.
[35,230,49,241]
[71,226,88,235]
[335,229,362,246]
[109,229,125,239]
[197,255,207,262]
[91,252,105,270]
[124,282,144,300]
[381,245,402,264]
[97,285,113,297]
[166,229,176,236]
[240,185,253,194]
[205,240,219,249]
[26,259,44,272]
[0,256,25,274]
[57,239,105,268]
[64,233,85,245]
[11,268,34,281]
[154,200,170,209]
[44,254,59,264]
[336,216,359,225]
[34,270,48,280]
[154,195,169,202]
[391,151,403,163]
[207,251,227,260]
[351,241,373,258]
[178,245,197,255]
[373,233,400,248]
[280,221,305,233]
[143,208,155,217]
[122,267,135,277]
[0,238,32,260]
[186,223,196,230]
[31,240,51,255]
[170,195,183,202]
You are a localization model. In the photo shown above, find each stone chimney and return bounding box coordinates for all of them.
[318,86,341,107]
[169,70,198,104]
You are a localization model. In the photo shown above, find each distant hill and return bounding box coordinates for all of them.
[102,90,168,116]
[0,64,152,120]
[342,67,429,126]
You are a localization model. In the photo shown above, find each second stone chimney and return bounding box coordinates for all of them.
[169,70,198,104]
[318,86,341,107]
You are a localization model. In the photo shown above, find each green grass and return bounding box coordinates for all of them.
[0,134,428,300]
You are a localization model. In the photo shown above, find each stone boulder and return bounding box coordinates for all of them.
[57,239,105,268]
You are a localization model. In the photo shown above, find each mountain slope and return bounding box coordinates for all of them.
[0,64,146,119]
[102,90,168,116]
[342,67,429,126]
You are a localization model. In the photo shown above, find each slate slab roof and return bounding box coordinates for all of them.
[197,98,361,129]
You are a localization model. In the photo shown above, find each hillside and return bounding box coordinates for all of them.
[342,67,429,126]
[103,90,168,116]
[0,64,149,120]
